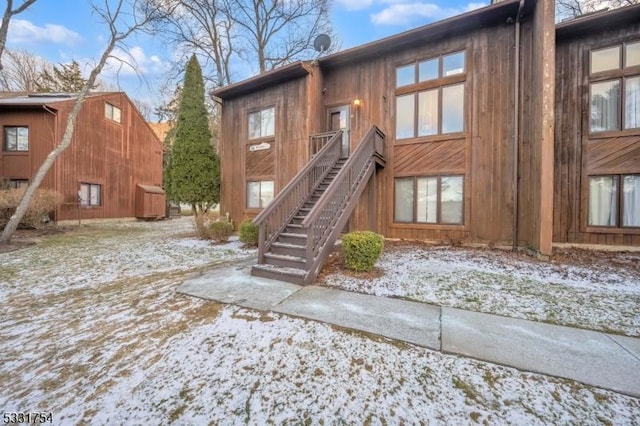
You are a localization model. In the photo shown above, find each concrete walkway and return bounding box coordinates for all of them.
[177,258,640,398]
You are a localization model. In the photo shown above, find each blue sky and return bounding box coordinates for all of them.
[5,0,488,117]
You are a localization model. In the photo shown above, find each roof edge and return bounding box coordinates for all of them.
[211,61,311,99]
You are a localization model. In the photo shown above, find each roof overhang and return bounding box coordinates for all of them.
[556,3,640,41]
[319,0,523,68]
[211,62,311,99]
[211,0,524,100]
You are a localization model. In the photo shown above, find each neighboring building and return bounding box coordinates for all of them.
[0,92,165,223]
[212,0,640,284]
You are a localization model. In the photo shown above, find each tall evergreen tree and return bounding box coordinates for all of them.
[36,60,94,92]
[166,54,220,215]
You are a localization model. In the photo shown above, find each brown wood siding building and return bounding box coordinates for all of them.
[0,93,164,222]
[554,9,640,245]
[213,0,640,252]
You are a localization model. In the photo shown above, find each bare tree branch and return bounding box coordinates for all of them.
[1,0,167,244]
[0,0,38,69]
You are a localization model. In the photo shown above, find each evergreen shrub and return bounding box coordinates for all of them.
[342,231,384,272]
[238,219,259,247]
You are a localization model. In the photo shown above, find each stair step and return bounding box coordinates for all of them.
[251,264,306,285]
[278,232,307,245]
[290,215,306,225]
[272,242,306,257]
[264,253,306,269]
[284,224,306,234]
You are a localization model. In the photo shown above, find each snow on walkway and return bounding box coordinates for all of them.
[1,219,638,424]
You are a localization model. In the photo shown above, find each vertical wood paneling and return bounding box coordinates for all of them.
[0,93,164,222]
[554,20,640,245]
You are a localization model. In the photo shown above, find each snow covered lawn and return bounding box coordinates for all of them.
[319,243,640,337]
[1,218,639,424]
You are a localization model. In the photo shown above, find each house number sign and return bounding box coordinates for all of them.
[249,142,271,152]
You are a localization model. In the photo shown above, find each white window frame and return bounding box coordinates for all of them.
[105,102,122,123]
[79,183,102,207]
[4,126,29,152]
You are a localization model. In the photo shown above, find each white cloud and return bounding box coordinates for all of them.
[371,1,489,26]
[104,46,168,77]
[8,19,82,45]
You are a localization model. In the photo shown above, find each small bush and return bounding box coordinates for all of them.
[208,220,234,243]
[342,231,384,272]
[238,219,259,247]
[0,187,63,229]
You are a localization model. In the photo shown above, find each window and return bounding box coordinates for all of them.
[248,107,275,139]
[588,175,640,227]
[105,103,121,123]
[247,180,274,209]
[2,179,28,189]
[395,50,466,140]
[79,183,102,206]
[590,40,640,133]
[394,175,464,224]
[4,126,29,151]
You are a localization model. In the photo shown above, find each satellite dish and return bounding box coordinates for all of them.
[313,34,332,53]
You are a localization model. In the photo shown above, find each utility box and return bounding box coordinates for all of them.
[135,184,166,219]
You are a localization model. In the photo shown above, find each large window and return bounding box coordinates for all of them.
[248,107,275,139]
[4,126,29,151]
[247,180,274,209]
[79,183,102,207]
[588,175,640,227]
[105,103,122,123]
[590,41,640,133]
[395,50,466,140]
[394,175,464,224]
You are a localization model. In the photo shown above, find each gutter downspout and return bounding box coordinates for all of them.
[512,0,525,251]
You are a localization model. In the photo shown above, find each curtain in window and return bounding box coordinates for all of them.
[247,182,261,208]
[418,90,438,136]
[440,176,464,224]
[442,84,464,133]
[625,77,640,129]
[396,95,415,139]
[416,177,437,223]
[588,176,618,226]
[394,178,414,222]
[623,175,640,227]
[591,80,620,132]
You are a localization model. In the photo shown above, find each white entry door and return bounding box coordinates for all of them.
[327,105,350,158]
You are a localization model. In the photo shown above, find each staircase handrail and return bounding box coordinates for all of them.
[301,126,385,282]
[253,130,343,263]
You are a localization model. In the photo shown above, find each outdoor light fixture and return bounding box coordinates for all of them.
[353,99,362,107]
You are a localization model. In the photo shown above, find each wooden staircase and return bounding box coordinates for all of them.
[252,127,385,285]
[252,159,347,283]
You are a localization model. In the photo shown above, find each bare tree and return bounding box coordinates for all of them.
[0,0,38,70]
[556,0,639,20]
[225,0,334,73]
[150,0,234,88]
[0,48,52,91]
[1,0,169,244]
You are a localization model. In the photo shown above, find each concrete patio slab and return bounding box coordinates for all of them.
[441,308,640,397]
[274,285,441,350]
[177,259,302,311]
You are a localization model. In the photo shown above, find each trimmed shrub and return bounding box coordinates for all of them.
[208,220,234,243]
[238,219,259,247]
[342,231,384,272]
[0,187,63,229]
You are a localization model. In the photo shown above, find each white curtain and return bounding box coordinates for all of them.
[625,77,640,129]
[623,176,640,227]
[589,176,618,226]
